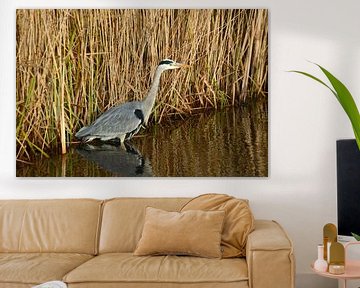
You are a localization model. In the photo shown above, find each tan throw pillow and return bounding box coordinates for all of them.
[134,207,225,258]
[181,193,254,258]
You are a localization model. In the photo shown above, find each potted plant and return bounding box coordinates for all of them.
[291,63,360,241]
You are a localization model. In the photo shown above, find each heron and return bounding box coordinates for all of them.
[75,59,187,143]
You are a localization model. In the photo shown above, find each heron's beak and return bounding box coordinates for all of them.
[174,62,190,69]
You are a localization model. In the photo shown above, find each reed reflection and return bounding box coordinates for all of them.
[135,103,268,177]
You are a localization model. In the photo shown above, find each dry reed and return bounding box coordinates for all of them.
[16,9,268,161]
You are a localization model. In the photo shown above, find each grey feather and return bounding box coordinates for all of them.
[75,101,143,142]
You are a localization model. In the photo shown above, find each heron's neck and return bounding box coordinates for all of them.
[142,67,163,124]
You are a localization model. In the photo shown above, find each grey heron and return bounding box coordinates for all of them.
[75,59,187,143]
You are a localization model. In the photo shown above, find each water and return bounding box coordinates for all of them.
[16,103,268,177]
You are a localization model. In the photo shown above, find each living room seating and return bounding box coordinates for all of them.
[0,197,295,288]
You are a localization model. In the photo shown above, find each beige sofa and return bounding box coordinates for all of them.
[0,198,295,288]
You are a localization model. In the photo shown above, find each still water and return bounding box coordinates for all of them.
[17,104,268,177]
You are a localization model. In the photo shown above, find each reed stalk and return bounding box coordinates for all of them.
[16,9,268,162]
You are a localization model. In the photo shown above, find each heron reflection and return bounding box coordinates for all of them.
[76,142,152,177]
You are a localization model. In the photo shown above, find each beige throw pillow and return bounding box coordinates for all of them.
[181,193,255,258]
[134,207,225,258]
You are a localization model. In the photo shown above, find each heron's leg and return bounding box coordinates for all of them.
[120,142,127,151]
[118,134,127,150]
[123,141,141,155]
[83,136,96,143]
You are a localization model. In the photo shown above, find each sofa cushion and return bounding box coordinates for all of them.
[99,198,190,253]
[181,194,254,258]
[0,199,102,254]
[134,207,225,258]
[63,253,248,285]
[0,253,93,285]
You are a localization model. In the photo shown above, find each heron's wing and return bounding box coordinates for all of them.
[84,102,144,137]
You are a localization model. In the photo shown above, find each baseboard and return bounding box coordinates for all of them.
[296,273,337,288]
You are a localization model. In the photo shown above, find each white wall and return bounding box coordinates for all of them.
[1,0,359,287]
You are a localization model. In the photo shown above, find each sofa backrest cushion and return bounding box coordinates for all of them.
[99,198,189,253]
[0,199,102,254]
[181,194,254,258]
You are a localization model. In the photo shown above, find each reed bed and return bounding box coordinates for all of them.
[16,9,268,161]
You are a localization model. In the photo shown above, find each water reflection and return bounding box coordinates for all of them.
[136,103,267,177]
[76,143,152,177]
[16,104,267,177]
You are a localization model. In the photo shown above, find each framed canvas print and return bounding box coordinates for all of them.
[16,9,268,177]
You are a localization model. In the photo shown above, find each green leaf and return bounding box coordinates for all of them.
[290,64,360,151]
[316,65,360,146]
[351,232,360,241]
[354,128,360,150]
[289,70,337,98]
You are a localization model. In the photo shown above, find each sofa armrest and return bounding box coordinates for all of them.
[246,220,295,288]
